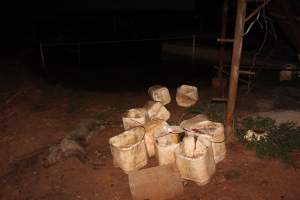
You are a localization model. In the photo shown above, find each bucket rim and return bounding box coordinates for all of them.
[109,126,146,150]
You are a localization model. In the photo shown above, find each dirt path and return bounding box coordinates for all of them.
[0,78,300,200]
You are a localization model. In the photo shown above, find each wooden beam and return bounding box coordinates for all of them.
[239,70,256,75]
[213,65,251,84]
[217,38,234,43]
[211,97,228,102]
[225,0,247,141]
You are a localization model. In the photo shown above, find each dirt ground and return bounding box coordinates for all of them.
[1,66,300,200]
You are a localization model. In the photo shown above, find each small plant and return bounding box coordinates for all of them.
[236,116,300,165]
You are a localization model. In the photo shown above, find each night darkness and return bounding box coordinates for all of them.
[1,1,300,199]
[1,0,225,89]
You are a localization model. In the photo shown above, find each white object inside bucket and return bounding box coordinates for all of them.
[144,100,170,121]
[143,119,169,157]
[154,126,182,166]
[182,120,226,163]
[109,127,148,173]
[122,108,147,130]
[182,136,196,158]
[175,136,215,185]
[148,85,171,105]
[176,84,199,107]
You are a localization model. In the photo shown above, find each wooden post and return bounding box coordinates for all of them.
[218,0,229,79]
[225,0,247,141]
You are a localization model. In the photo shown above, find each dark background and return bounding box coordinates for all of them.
[0,1,295,89]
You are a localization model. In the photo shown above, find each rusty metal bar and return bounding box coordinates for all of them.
[218,0,229,79]
[245,0,271,22]
[225,0,247,140]
[217,38,234,43]
[211,97,228,102]
[239,70,256,75]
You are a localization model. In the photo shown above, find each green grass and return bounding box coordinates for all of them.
[236,116,300,165]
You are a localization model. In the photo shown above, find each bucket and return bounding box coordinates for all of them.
[109,126,148,173]
[175,136,215,185]
[279,64,295,81]
[154,126,182,165]
[176,84,199,107]
[180,114,209,129]
[143,119,169,157]
[128,164,183,200]
[183,120,226,163]
[148,85,171,105]
[144,100,170,121]
[122,108,147,130]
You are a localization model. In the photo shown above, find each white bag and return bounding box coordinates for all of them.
[176,84,199,107]
[109,127,148,173]
[148,85,171,105]
[144,100,170,121]
[154,126,181,165]
[175,136,215,185]
[143,119,169,157]
[122,108,147,130]
[184,120,226,163]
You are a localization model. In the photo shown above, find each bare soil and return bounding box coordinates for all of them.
[0,68,300,200]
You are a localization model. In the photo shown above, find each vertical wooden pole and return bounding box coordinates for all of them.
[218,0,229,79]
[225,0,247,141]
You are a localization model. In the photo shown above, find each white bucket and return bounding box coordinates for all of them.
[183,120,226,163]
[144,100,170,121]
[109,127,148,173]
[176,84,199,107]
[143,119,169,157]
[180,114,209,129]
[154,126,182,165]
[148,85,171,105]
[175,136,215,185]
[122,108,147,130]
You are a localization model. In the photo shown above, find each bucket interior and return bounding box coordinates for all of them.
[156,133,179,146]
[177,136,211,159]
[188,121,220,136]
[110,127,144,149]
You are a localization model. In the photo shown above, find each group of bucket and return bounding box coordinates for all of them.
[109,84,226,186]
